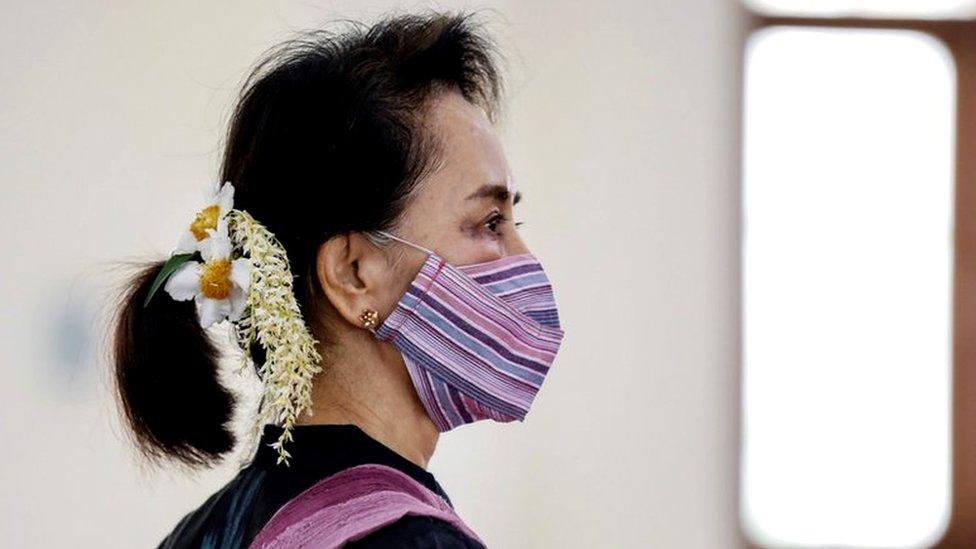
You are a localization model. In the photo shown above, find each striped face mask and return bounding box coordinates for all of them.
[367,230,565,432]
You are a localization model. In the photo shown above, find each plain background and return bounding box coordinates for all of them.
[0,1,745,546]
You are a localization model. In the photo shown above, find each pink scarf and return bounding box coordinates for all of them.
[249,464,485,548]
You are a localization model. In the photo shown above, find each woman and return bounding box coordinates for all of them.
[112,11,565,548]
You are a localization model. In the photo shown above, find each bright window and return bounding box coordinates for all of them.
[741,27,955,548]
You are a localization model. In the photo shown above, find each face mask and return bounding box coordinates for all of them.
[366,230,565,432]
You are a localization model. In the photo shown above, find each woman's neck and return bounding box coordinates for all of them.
[294,340,439,469]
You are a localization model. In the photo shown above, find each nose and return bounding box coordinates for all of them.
[506,229,530,256]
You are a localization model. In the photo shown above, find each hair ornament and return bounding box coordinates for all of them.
[144,181,322,466]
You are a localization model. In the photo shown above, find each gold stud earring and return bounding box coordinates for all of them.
[359,308,379,329]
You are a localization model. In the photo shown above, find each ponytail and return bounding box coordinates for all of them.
[112,261,236,468]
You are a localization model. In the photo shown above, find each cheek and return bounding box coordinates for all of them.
[460,235,507,264]
[378,255,424,316]
[435,221,505,264]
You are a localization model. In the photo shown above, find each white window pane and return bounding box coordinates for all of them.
[744,0,976,19]
[741,27,955,548]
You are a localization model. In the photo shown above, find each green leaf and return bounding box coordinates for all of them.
[143,252,196,308]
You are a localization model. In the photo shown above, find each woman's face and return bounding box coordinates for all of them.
[366,89,530,319]
[395,90,528,266]
[315,90,529,332]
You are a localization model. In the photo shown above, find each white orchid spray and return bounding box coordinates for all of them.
[226,208,323,466]
[145,181,323,466]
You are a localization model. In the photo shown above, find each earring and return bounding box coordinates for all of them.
[359,308,379,329]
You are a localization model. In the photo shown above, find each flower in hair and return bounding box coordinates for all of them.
[226,209,323,466]
[175,180,236,255]
[163,220,251,328]
[142,180,323,466]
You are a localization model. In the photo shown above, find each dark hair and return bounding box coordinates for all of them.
[112,11,503,469]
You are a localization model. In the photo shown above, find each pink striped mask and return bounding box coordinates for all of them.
[367,230,565,432]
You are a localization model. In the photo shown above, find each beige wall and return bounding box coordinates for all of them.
[0,1,745,546]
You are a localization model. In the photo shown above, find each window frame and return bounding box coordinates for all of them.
[738,10,976,548]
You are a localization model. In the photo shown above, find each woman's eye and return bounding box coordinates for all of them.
[482,211,523,235]
[484,211,505,234]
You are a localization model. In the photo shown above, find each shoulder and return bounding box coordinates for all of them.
[347,514,485,549]
[157,466,267,549]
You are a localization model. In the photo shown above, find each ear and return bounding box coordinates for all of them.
[315,232,391,329]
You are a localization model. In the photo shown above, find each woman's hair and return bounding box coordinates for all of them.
[112,11,503,469]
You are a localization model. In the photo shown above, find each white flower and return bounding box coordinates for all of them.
[164,219,251,328]
[175,181,235,255]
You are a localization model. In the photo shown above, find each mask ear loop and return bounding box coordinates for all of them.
[369,230,437,256]
[363,230,440,338]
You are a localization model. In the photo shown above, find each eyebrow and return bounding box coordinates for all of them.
[466,183,522,205]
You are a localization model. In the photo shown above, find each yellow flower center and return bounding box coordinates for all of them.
[199,259,233,299]
[190,205,220,241]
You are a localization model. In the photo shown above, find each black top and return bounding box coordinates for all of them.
[157,423,484,548]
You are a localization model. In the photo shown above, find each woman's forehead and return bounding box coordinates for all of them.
[423,93,514,203]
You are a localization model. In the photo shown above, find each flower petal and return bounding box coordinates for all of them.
[216,298,233,321]
[175,230,199,255]
[215,216,229,237]
[217,181,235,216]
[163,261,201,301]
[204,180,220,202]
[228,287,247,321]
[202,224,232,262]
[230,258,251,293]
[197,295,230,328]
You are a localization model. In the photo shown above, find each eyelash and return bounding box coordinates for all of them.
[484,211,524,235]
